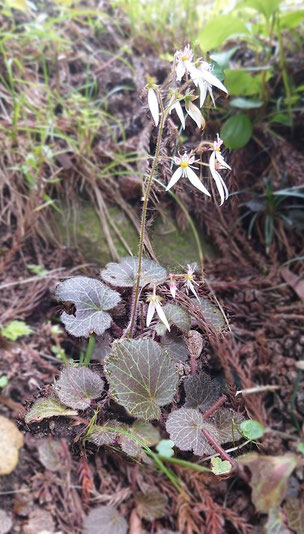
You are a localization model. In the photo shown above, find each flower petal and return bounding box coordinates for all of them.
[198,80,208,107]
[186,102,203,129]
[216,150,231,170]
[155,302,171,331]
[166,166,183,191]
[174,101,185,129]
[186,166,211,196]
[148,88,159,127]
[188,280,200,302]
[146,301,155,327]
[176,61,186,81]
[199,69,228,94]
[209,152,226,206]
[207,84,216,107]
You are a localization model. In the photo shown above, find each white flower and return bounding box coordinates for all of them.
[168,96,185,129]
[209,134,231,206]
[174,45,197,82]
[166,152,211,197]
[185,100,204,129]
[185,263,200,301]
[146,285,170,331]
[193,61,228,107]
[169,277,177,299]
[147,87,159,126]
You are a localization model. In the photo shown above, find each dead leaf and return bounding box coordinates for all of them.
[238,453,298,514]
[281,268,304,302]
[129,509,142,534]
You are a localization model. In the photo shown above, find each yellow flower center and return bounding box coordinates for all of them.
[181,162,188,168]
[181,55,188,61]
[187,275,194,280]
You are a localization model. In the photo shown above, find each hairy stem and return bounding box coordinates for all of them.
[202,428,237,469]
[128,103,167,336]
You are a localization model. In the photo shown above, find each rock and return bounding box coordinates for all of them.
[0,415,24,475]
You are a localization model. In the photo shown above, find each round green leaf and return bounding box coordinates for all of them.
[240,419,265,440]
[155,303,191,336]
[211,457,232,475]
[221,114,253,149]
[156,439,175,458]
[184,373,222,412]
[104,339,179,421]
[100,256,167,288]
[55,366,104,409]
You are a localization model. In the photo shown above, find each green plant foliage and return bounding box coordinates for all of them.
[230,97,263,109]
[236,0,282,21]
[160,333,189,362]
[280,9,304,29]
[1,320,33,341]
[184,373,222,412]
[240,419,265,440]
[221,114,253,149]
[104,339,179,421]
[212,408,244,443]
[198,15,249,52]
[119,421,160,458]
[83,506,128,534]
[297,443,304,455]
[210,47,239,69]
[25,397,77,423]
[211,457,232,475]
[156,439,175,458]
[0,376,8,389]
[224,70,262,96]
[155,303,192,336]
[195,298,226,329]
[88,421,122,447]
[27,263,49,276]
[263,507,290,534]
[100,256,167,287]
[55,366,104,410]
[56,276,121,337]
[166,408,220,456]
[135,490,167,521]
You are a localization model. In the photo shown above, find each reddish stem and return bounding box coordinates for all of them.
[202,395,227,420]
[202,428,237,469]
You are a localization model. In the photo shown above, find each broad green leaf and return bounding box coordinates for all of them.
[235,0,282,21]
[83,506,128,534]
[280,10,304,29]
[238,453,298,513]
[1,320,33,341]
[56,276,121,337]
[4,0,28,11]
[100,256,167,287]
[221,114,253,149]
[166,408,220,456]
[25,397,77,424]
[156,439,175,458]
[240,419,265,440]
[211,457,232,475]
[135,490,167,520]
[104,339,179,421]
[211,408,244,443]
[210,47,239,69]
[155,303,191,336]
[224,69,262,96]
[184,373,222,412]
[161,333,189,362]
[195,297,226,329]
[55,366,104,409]
[270,113,293,127]
[198,15,249,52]
[230,97,263,109]
[119,421,160,458]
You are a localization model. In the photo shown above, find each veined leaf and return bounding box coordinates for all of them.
[184,373,222,412]
[194,298,226,329]
[166,408,220,456]
[211,457,232,475]
[155,303,191,336]
[104,339,178,421]
[135,490,167,521]
[100,256,167,287]
[55,366,104,409]
[56,276,121,337]
[88,421,122,447]
[161,333,189,362]
[25,397,77,423]
[83,506,128,534]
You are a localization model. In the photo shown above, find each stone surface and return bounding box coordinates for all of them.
[0,415,24,475]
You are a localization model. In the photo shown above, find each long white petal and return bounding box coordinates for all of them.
[176,62,186,81]
[155,302,171,331]
[186,167,211,196]
[166,167,182,191]
[174,101,185,129]
[185,61,199,82]
[209,152,225,206]
[186,102,203,129]
[219,173,229,201]
[207,84,216,107]
[216,150,231,170]
[146,301,155,327]
[198,80,207,107]
[188,280,200,302]
[199,69,228,93]
[148,88,159,127]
